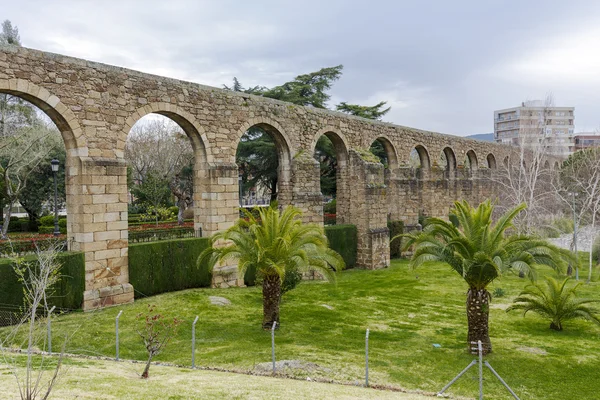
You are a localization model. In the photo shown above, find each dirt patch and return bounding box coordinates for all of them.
[254,359,329,375]
[517,346,547,355]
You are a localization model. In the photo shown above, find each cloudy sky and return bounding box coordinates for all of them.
[4,0,600,136]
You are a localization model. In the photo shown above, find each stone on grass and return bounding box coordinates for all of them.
[209,296,231,306]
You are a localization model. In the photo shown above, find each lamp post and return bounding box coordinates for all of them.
[51,159,60,237]
[569,191,579,280]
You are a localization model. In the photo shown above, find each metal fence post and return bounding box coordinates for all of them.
[47,306,56,353]
[192,316,199,369]
[478,340,483,400]
[365,329,370,387]
[116,310,123,361]
[271,321,277,374]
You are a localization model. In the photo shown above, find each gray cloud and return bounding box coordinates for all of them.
[3,0,600,135]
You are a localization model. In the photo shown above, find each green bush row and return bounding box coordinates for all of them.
[0,252,85,310]
[128,238,212,298]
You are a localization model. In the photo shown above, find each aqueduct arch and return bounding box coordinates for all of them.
[0,44,563,310]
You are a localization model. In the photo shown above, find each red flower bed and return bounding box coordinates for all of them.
[0,233,68,256]
[324,213,337,225]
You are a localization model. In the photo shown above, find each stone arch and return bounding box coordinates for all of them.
[544,160,550,169]
[311,127,350,164]
[0,79,90,248]
[234,118,293,207]
[370,136,398,170]
[554,161,560,170]
[123,103,209,162]
[486,153,497,169]
[411,144,431,170]
[441,147,457,171]
[0,79,88,156]
[311,128,350,225]
[124,104,211,233]
[465,150,478,169]
[235,118,292,167]
[503,156,509,169]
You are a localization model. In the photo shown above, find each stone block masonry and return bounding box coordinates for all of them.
[0,44,563,310]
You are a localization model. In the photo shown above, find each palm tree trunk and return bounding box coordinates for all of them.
[262,274,281,329]
[466,287,492,355]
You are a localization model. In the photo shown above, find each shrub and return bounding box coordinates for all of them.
[553,217,574,234]
[129,238,212,297]
[168,206,179,215]
[592,236,600,265]
[325,224,357,268]
[388,220,404,258]
[139,206,176,223]
[182,208,194,220]
[323,199,336,214]
[0,251,85,310]
[128,204,145,214]
[39,215,55,226]
[38,226,67,234]
[493,288,506,298]
[507,276,600,331]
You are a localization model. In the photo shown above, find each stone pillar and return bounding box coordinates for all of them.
[336,157,351,225]
[389,167,420,224]
[72,158,133,310]
[347,150,390,269]
[196,162,239,236]
[195,162,244,288]
[290,152,323,224]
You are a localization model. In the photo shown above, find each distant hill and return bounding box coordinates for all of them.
[466,133,494,142]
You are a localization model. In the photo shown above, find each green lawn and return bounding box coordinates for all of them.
[3,259,600,400]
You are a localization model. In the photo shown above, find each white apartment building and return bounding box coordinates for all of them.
[494,101,574,157]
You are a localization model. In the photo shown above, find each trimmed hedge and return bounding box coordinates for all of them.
[388,220,404,259]
[128,238,212,298]
[0,252,85,310]
[325,224,357,268]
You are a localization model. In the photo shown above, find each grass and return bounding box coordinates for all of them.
[2,259,600,399]
[0,354,431,399]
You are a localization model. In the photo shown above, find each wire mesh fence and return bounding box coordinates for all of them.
[0,306,24,328]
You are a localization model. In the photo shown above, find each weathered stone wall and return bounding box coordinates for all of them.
[0,44,562,310]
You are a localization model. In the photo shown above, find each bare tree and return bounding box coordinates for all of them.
[125,118,194,222]
[136,305,180,379]
[494,95,559,235]
[555,147,600,282]
[1,241,66,400]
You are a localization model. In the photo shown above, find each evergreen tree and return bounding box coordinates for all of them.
[336,101,390,120]
[0,20,21,45]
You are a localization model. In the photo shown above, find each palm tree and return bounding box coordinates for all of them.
[507,276,600,331]
[200,205,344,329]
[399,200,571,354]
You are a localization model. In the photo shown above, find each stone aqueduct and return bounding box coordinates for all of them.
[0,45,561,310]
